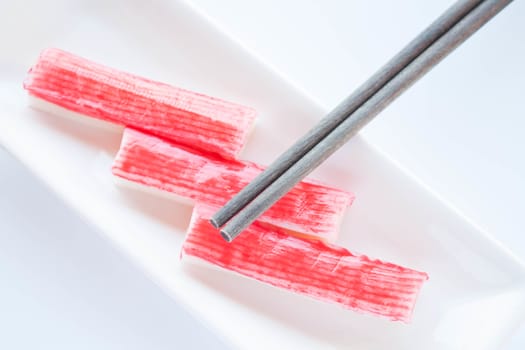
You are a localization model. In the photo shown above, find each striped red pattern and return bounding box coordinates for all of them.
[24,48,256,159]
[112,128,354,240]
[182,205,428,323]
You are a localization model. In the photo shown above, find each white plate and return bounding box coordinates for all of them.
[1,0,525,349]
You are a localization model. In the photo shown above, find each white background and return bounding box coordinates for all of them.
[1,0,524,349]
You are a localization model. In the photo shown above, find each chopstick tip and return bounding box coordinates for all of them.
[209,217,220,229]
[220,229,234,243]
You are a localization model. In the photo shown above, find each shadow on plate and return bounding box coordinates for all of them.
[114,183,194,233]
[27,106,123,155]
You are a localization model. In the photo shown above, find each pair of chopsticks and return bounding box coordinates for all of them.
[211,0,513,242]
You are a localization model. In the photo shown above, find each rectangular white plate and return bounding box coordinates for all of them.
[1,0,525,349]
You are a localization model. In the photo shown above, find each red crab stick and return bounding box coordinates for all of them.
[24,48,256,159]
[182,205,428,323]
[113,128,354,241]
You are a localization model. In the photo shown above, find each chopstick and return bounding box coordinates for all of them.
[213,0,513,242]
[210,0,481,231]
